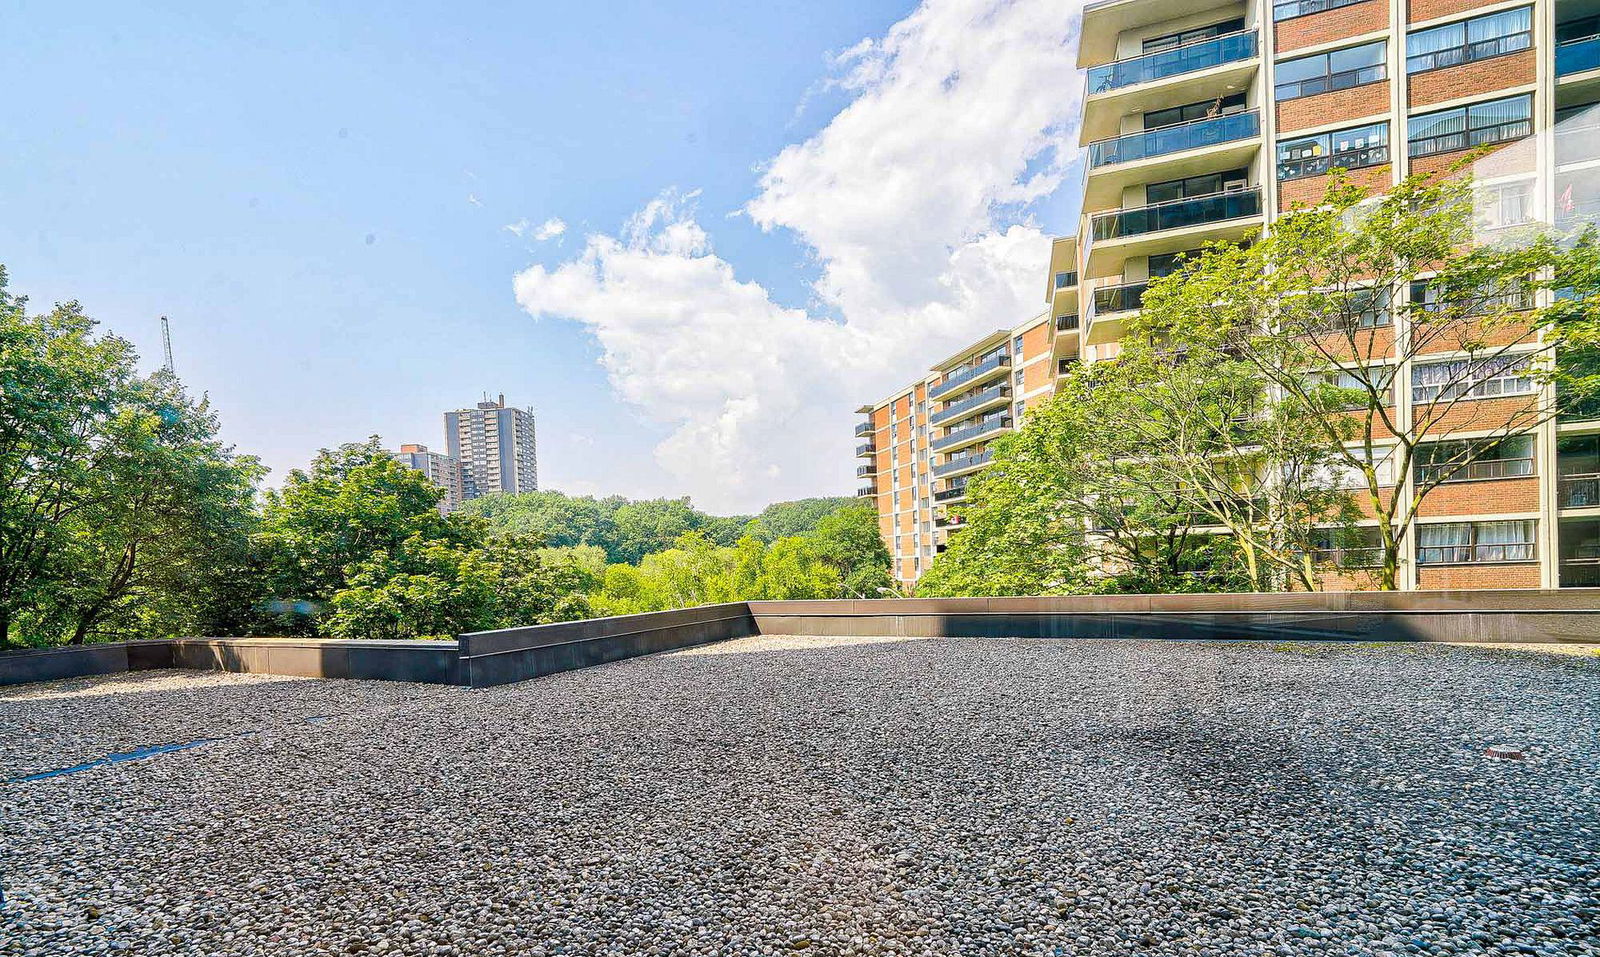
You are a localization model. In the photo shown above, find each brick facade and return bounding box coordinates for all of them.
[1409,138,1535,181]
[1416,562,1541,588]
[1408,0,1499,22]
[1277,80,1390,134]
[1416,476,1540,517]
[1278,163,1394,211]
[1406,51,1536,109]
[1275,0,1389,54]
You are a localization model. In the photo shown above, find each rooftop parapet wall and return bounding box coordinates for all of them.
[4,591,1598,688]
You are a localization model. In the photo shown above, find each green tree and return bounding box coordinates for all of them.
[48,372,264,643]
[0,271,137,646]
[607,498,705,564]
[254,438,480,632]
[743,497,854,542]
[1135,170,1600,588]
[918,367,1246,597]
[326,533,594,639]
[804,502,895,597]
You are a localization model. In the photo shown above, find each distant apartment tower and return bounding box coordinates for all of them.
[445,394,538,500]
[390,444,465,514]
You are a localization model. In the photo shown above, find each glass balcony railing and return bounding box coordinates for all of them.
[853,421,873,437]
[1086,30,1258,95]
[1088,110,1260,169]
[932,414,1011,453]
[933,482,968,503]
[1092,281,1149,316]
[929,353,1010,400]
[855,442,876,457]
[930,384,1010,426]
[1560,472,1600,508]
[856,485,876,498]
[1091,188,1262,242]
[856,464,875,478]
[933,448,993,479]
[1557,120,1600,167]
[1056,313,1079,332]
[1557,34,1600,77]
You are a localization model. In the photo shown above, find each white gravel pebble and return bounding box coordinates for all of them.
[3,636,1597,956]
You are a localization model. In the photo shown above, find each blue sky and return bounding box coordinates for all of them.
[3,0,1082,513]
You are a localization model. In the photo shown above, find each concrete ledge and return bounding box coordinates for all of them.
[459,604,757,688]
[6,590,1600,689]
[169,638,464,684]
[0,641,173,686]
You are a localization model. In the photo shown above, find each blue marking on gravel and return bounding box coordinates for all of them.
[7,713,337,784]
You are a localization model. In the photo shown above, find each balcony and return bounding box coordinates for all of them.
[1084,188,1262,278]
[930,384,1011,427]
[935,514,967,530]
[932,413,1011,454]
[855,442,876,457]
[856,485,877,498]
[1086,280,1149,345]
[1084,111,1262,208]
[929,353,1011,400]
[1558,34,1600,79]
[1082,31,1260,141]
[1056,313,1080,332]
[1557,117,1600,168]
[856,463,876,478]
[933,482,968,504]
[933,448,994,479]
[1560,472,1600,509]
[854,421,873,437]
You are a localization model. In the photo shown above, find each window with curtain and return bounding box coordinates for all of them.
[1411,354,1535,403]
[1408,94,1532,157]
[1277,121,1389,179]
[1407,8,1532,73]
[1275,41,1386,100]
[1417,520,1536,563]
[1415,435,1536,483]
[1143,93,1248,131]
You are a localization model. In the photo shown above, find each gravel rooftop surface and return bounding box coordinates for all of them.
[3,636,1597,957]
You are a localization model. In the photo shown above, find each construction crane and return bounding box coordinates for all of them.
[160,316,175,374]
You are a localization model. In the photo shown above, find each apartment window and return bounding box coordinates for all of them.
[1142,18,1245,54]
[1276,121,1389,180]
[1145,168,1248,204]
[1013,335,1024,354]
[1014,400,1025,418]
[1148,250,1200,278]
[1325,445,1397,488]
[1407,7,1532,74]
[1481,181,1535,229]
[1274,0,1369,22]
[1303,285,1394,330]
[1411,354,1536,403]
[1408,94,1532,158]
[1310,526,1383,568]
[1308,366,1396,408]
[1054,270,1077,289]
[1409,278,1535,315]
[1275,41,1385,101]
[1143,93,1246,130]
[1417,520,1536,564]
[1416,434,1535,483]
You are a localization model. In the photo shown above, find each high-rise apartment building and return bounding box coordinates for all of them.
[856,306,1063,586]
[860,0,1600,589]
[390,443,465,514]
[445,394,539,500]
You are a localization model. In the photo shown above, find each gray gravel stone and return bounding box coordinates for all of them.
[2,637,1597,956]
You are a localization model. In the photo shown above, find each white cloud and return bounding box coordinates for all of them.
[514,0,1083,512]
[505,217,569,241]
